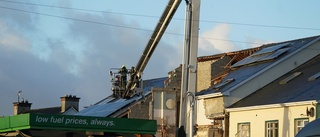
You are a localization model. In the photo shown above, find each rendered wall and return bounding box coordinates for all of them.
[152,88,177,137]
[196,99,212,125]
[204,97,225,118]
[229,104,316,137]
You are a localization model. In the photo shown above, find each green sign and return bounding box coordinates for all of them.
[0,113,156,134]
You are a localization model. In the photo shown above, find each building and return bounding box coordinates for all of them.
[1,94,157,136]
[13,94,81,115]
[148,47,259,137]
[196,35,320,137]
[226,54,320,137]
[195,48,260,137]
[74,46,258,137]
[75,77,167,118]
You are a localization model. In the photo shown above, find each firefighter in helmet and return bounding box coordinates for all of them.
[118,65,128,89]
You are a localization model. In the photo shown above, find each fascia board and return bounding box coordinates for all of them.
[226,100,318,112]
[196,92,223,99]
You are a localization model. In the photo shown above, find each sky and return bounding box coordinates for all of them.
[0,0,319,116]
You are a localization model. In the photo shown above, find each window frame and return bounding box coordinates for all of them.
[294,118,309,135]
[237,122,250,137]
[265,120,279,137]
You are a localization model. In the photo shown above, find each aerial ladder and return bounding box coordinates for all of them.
[109,0,200,136]
[110,0,182,98]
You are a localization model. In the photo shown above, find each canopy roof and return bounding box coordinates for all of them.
[0,113,156,136]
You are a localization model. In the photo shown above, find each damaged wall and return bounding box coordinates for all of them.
[150,65,182,137]
[204,97,225,119]
[197,56,231,92]
[128,95,152,119]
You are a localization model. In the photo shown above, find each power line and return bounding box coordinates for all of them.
[0,5,265,46]
[0,6,151,31]
[0,0,161,19]
[1,0,320,31]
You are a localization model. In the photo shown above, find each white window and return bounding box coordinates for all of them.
[237,123,250,137]
[295,118,309,135]
[266,121,278,137]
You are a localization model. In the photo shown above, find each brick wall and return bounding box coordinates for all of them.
[128,95,152,119]
[197,56,231,92]
[197,60,217,92]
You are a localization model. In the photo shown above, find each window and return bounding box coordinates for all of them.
[279,72,302,84]
[266,120,278,137]
[308,72,320,81]
[237,123,250,137]
[295,118,309,135]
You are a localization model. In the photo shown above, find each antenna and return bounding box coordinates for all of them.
[17,90,22,102]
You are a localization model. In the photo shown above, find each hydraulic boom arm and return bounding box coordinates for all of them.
[123,0,182,98]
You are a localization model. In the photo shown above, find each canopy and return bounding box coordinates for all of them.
[0,113,156,136]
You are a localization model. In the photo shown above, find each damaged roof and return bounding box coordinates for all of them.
[229,54,320,108]
[75,77,167,117]
[197,35,320,96]
[197,47,260,66]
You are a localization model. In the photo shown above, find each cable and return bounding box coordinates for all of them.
[1,0,320,31]
[0,5,264,45]
[0,0,161,19]
[0,6,151,31]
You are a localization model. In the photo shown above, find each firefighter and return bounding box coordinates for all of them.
[115,75,120,86]
[118,65,128,89]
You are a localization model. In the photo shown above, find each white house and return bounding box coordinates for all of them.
[196,35,320,137]
[226,54,320,137]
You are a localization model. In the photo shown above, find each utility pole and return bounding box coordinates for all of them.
[179,0,200,137]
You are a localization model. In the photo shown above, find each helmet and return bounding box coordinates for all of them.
[122,65,126,68]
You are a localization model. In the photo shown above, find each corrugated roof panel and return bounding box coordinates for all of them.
[229,55,320,108]
[258,47,290,62]
[231,46,290,68]
[231,53,271,68]
[251,42,290,57]
[213,78,234,90]
[76,98,137,117]
[76,77,166,117]
[96,97,115,105]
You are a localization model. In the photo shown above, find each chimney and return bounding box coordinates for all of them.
[13,100,32,115]
[60,95,80,112]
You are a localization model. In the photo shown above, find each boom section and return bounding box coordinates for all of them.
[123,0,182,98]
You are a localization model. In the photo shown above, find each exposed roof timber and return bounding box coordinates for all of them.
[197,47,260,62]
[211,70,230,85]
[224,54,238,68]
[197,53,226,62]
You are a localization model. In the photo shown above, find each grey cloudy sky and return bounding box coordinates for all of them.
[1,0,319,116]
[0,0,183,116]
